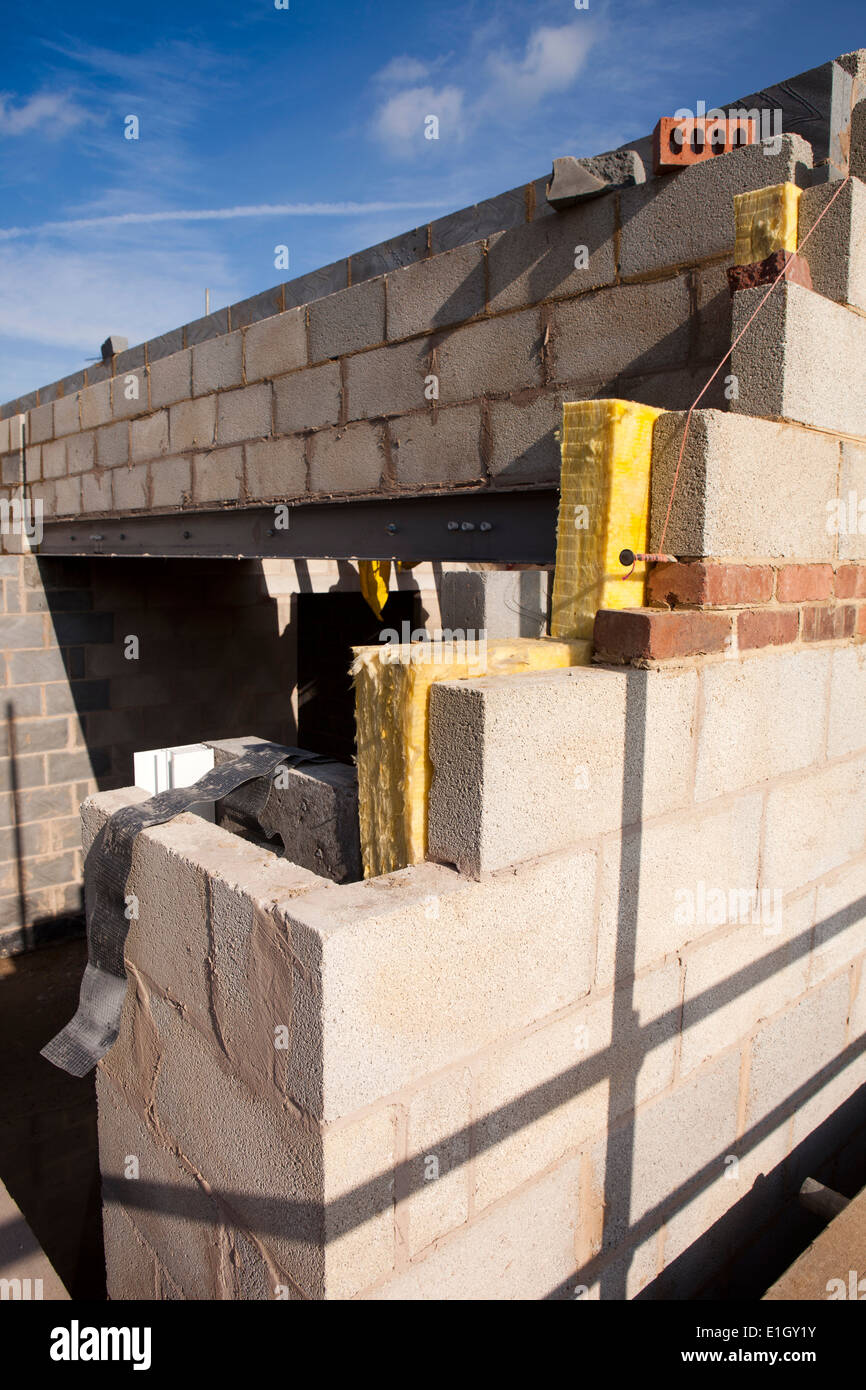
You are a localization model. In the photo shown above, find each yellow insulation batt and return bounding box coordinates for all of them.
[733,182,801,265]
[550,399,663,640]
[352,636,590,877]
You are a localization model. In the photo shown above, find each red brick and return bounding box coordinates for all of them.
[834,564,866,600]
[647,561,773,610]
[652,116,757,172]
[737,607,799,651]
[776,564,835,603]
[593,608,732,663]
[802,604,857,642]
[726,250,812,296]
[857,606,866,637]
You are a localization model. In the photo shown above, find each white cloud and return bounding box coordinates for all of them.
[372,85,465,154]
[0,90,91,136]
[373,55,431,86]
[483,24,593,110]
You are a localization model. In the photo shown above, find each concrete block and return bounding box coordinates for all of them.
[273,362,341,435]
[244,308,306,382]
[680,891,813,1077]
[40,439,66,479]
[184,309,229,346]
[309,422,384,496]
[131,410,169,461]
[695,648,830,803]
[112,463,149,510]
[437,309,542,402]
[389,405,482,488]
[284,851,597,1120]
[828,644,866,759]
[95,421,129,469]
[746,975,850,1138]
[837,441,866,562]
[553,277,691,385]
[27,401,53,444]
[595,792,763,986]
[146,327,184,362]
[229,285,282,331]
[66,433,94,475]
[322,1106,396,1297]
[282,260,348,311]
[245,436,306,500]
[811,855,866,986]
[216,384,272,444]
[762,754,866,896]
[101,1203,158,1300]
[438,569,549,639]
[169,396,216,452]
[386,245,485,340]
[112,369,147,419]
[81,471,112,514]
[309,279,385,361]
[192,333,243,396]
[349,225,429,282]
[731,282,866,437]
[487,390,563,485]
[54,476,81,515]
[404,1069,471,1255]
[488,198,615,314]
[799,176,866,314]
[79,380,112,431]
[367,1158,581,1301]
[650,410,840,560]
[345,337,433,420]
[193,447,243,503]
[619,134,813,279]
[53,393,80,436]
[150,456,191,509]
[428,664,696,877]
[149,349,192,409]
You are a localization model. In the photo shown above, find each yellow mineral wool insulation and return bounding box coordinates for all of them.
[358,559,392,619]
[352,636,590,878]
[733,182,801,265]
[550,399,663,641]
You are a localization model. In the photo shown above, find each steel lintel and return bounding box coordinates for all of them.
[36,490,559,565]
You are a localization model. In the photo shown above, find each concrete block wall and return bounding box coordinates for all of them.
[0,135,840,522]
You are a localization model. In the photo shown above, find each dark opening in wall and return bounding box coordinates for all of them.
[297,590,419,764]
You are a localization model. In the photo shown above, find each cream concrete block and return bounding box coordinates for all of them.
[595,794,764,987]
[811,855,866,985]
[428,664,697,878]
[680,890,813,1077]
[837,441,866,562]
[367,1158,581,1300]
[405,1069,471,1255]
[827,645,866,759]
[322,1107,397,1298]
[650,411,840,560]
[695,648,830,803]
[285,852,598,1121]
[746,975,850,1144]
[762,754,866,896]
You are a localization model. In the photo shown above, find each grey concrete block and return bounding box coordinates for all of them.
[799,175,866,313]
[731,282,866,436]
[438,309,542,402]
[216,383,272,444]
[309,422,384,495]
[430,185,528,252]
[81,472,112,514]
[245,437,307,500]
[96,420,129,469]
[229,285,282,330]
[309,279,385,361]
[112,368,148,419]
[553,277,691,385]
[488,390,563,485]
[184,309,229,345]
[192,333,243,396]
[112,463,149,510]
[145,327,184,363]
[283,260,348,310]
[386,245,485,341]
[244,308,306,382]
[169,396,216,451]
[37,379,63,405]
[488,197,616,314]
[439,569,549,639]
[151,455,191,509]
[650,409,840,559]
[389,405,482,488]
[27,401,53,444]
[114,344,145,376]
[66,433,95,475]
[273,362,340,434]
[208,735,362,883]
[40,439,66,479]
[345,336,432,420]
[54,476,81,515]
[53,393,81,436]
[79,380,112,430]
[149,349,192,409]
[838,440,866,561]
[193,446,243,503]
[349,225,429,282]
[619,135,813,280]
[131,410,169,461]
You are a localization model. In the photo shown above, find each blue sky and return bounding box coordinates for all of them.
[0,0,862,401]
